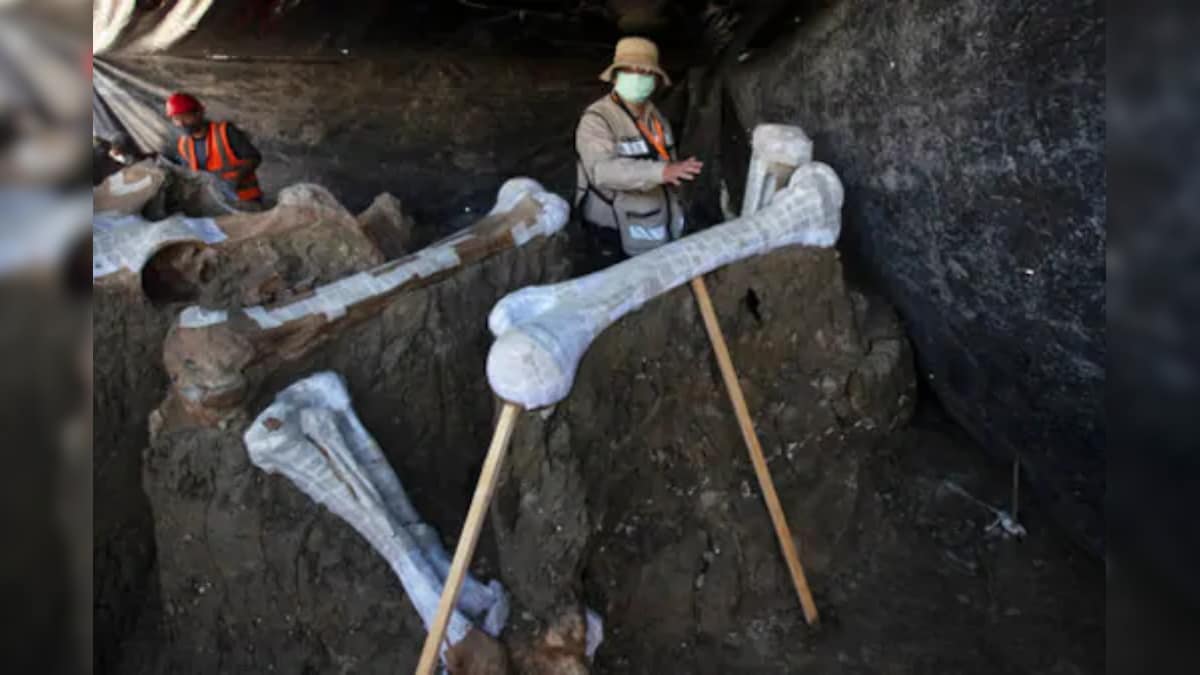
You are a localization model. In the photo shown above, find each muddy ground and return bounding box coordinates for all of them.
[553,407,1106,674]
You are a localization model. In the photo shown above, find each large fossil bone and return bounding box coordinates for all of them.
[93,160,171,217]
[486,161,843,409]
[92,181,366,281]
[741,124,813,218]
[94,159,248,220]
[162,178,568,425]
[243,371,510,667]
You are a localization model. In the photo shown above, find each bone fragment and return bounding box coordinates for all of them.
[487,161,843,409]
[93,160,169,216]
[94,160,244,219]
[163,178,568,425]
[741,124,813,218]
[356,192,414,258]
[244,371,510,667]
[92,180,361,281]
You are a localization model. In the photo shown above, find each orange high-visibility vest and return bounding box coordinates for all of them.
[177,121,262,202]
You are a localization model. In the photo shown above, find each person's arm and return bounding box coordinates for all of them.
[577,113,702,191]
[577,112,666,192]
[225,124,262,179]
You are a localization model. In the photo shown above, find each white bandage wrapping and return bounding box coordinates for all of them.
[244,372,510,664]
[92,214,227,279]
[486,160,844,409]
[741,124,814,218]
[181,177,567,330]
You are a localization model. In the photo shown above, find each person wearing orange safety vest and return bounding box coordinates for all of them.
[575,37,703,264]
[164,92,264,205]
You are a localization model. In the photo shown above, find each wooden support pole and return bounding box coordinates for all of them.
[689,276,820,625]
[415,401,522,675]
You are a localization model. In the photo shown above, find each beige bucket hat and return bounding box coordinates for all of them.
[599,36,672,86]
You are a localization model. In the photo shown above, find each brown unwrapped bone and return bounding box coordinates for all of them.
[95,179,384,306]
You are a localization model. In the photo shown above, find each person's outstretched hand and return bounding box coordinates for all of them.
[663,157,704,186]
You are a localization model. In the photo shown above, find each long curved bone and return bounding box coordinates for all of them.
[487,162,844,409]
[163,178,568,425]
[243,371,510,665]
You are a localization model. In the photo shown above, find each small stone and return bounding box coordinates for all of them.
[1005,607,1021,617]
[819,374,840,396]
[956,594,969,605]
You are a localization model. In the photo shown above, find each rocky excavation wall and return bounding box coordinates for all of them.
[130,234,569,673]
[723,0,1106,553]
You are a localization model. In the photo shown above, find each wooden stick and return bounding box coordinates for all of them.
[689,276,820,625]
[415,401,522,675]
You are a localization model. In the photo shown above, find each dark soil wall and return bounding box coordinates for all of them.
[0,285,84,675]
[723,0,1105,554]
[92,285,171,674]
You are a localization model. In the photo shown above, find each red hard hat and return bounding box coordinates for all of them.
[165,92,203,117]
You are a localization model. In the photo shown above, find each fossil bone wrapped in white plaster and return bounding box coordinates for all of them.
[244,371,510,666]
[487,160,844,409]
[92,213,227,279]
[173,177,567,329]
[741,124,813,218]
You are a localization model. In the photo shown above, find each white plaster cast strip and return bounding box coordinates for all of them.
[176,177,568,329]
[92,214,226,279]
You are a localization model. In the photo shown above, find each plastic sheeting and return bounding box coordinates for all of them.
[93,0,216,56]
[92,59,176,162]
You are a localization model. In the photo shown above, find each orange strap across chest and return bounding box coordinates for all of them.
[638,116,670,161]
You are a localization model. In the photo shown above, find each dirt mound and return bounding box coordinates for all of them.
[128,232,568,673]
[492,246,913,670]
[93,179,386,672]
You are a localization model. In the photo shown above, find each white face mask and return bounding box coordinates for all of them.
[614,71,656,104]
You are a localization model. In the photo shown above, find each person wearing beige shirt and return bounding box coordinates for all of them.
[575,37,704,264]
